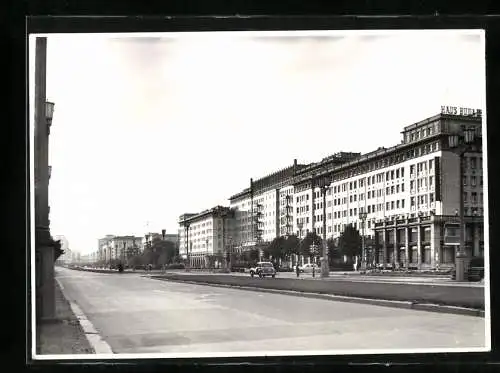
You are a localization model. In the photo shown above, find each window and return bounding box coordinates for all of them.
[350,195,353,203]
[470,157,477,169]
[402,183,405,192]
[410,180,415,190]
[350,209,353,216]
[480,176,483,186]
[391,201,395,210]
[391,170,395,179]
[391,186,395,194]
[386,202,390,210]
[396,184,400,193]
[354,195,357,202]
[402,199,405,208]
[396,169,399,178]
[386,187,390,195]
[429,159,434,170]
[397,200,400,208]
[410,165,415,175]
[471,176,477,186]
[401,168,405,178]
[411,197,415,206]
[463,192,468,202]
[354,208,357,215]
[429,193,434,203]
[463,176,468,186]
[354,181,357,189]
[368,205,371,213]
[472,192,478,203]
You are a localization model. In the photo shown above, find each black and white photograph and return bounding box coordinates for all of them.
[29,29,489,360]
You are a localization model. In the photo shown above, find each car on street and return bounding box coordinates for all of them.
[250,262,276,278]
[299,263,319,273]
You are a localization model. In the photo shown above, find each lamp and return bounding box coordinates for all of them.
[447,126,481,281]
[359,211,368,270]
[45,101,55,122]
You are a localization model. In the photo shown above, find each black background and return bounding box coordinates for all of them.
[6,2,500,372]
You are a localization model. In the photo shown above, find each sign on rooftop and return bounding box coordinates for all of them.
[441,106,482,117]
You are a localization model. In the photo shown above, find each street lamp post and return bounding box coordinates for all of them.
[448,127,481,281]
[320,181,329,278]
[297,220,304,267]
[359,211,368,270]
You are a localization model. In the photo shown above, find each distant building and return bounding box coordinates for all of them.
[54,235,70,264]
[98,235,143,263]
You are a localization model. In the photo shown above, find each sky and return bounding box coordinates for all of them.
[29,30,485,254]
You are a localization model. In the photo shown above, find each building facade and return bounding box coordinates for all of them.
[178,107,485,270]
[178,207,234,268]
[98,235,143,263]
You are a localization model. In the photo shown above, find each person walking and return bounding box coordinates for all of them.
[296,262,300,278]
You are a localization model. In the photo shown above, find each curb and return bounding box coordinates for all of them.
[55,278,114,354]
[150,276,484,318]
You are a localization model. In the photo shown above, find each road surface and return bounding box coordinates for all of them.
[54,267,486,355]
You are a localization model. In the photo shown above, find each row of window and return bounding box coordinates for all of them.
[463,192,483,204]
[463,175,483,187]
[410,194,435,206]
[405,123,437,143]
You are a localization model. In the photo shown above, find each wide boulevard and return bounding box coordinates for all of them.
[54,267,486,355]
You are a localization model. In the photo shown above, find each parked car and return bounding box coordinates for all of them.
[249,262,276,278]
[299,263,319,273]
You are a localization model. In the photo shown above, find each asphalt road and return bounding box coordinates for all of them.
[55,267,486,355]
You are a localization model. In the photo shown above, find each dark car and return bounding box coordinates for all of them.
[250,262,276,278]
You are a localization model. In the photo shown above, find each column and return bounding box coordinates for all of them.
[393,226,398,269]
[382,223,387,269]
[473,222,480,257]
[417,217,422,269]
[405,224,409,269]
[430,215,440,269]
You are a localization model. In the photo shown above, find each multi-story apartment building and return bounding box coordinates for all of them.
[178,106,485,270]
[98,234,115,261]
[98,235,143,262]
[178,207,233,268]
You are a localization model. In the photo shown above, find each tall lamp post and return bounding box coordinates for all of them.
[319,180,329,278]
[448,127,481,281]
[359,211,368,270]
[297,220,304,267]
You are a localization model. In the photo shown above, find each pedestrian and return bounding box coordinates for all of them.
[296,262,300,278]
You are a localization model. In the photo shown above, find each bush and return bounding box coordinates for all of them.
[166,263,185,269]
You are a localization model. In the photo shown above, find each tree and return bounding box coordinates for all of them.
[266,236,286,262]
[145,236,177,267]
[248,248,259,263]
[338,224,362,261]
[283,234,300,258]
[327,237,342,266]
[299,232,322,259]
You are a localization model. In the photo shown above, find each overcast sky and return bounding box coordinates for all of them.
[29,30,485,254]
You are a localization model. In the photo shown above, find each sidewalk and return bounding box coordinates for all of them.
[36,280,94,355]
